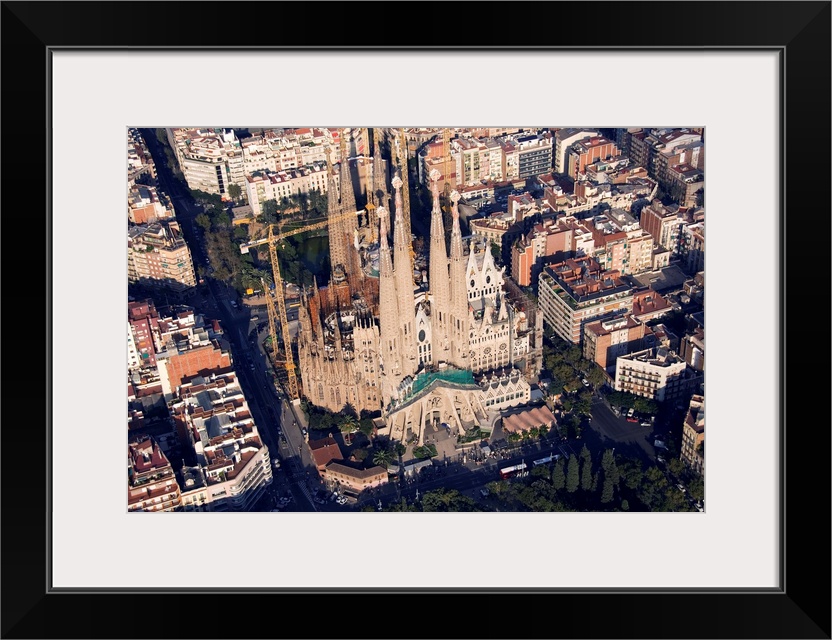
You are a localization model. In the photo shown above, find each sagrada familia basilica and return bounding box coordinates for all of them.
[296,129,542,445]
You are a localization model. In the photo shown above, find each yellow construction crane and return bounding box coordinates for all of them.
[240,209,360,401]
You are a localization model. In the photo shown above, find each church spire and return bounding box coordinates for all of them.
[338,129,357,213]
[428,168,451,360]
[392,174,418,376]
[449,188,469,369]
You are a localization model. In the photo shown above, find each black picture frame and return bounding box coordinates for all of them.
[2,2,829,638]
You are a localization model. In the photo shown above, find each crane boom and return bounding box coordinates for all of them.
[239,208,362,401]
[239,209,360,254]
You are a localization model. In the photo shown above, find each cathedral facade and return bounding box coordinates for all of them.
[296,130,535,445]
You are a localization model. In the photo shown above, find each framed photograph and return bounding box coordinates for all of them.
[3,1,829,638]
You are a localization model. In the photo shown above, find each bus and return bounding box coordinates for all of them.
[499,462,528,479]
[532,454,560,466]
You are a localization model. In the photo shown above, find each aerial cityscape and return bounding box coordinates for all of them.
[127,126,705,513]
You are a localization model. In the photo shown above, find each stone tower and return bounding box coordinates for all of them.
[376,204,402,406]
[326,129,359,283]
[392,174,418,378]
[448,189,470,369]
[428,168,451,362]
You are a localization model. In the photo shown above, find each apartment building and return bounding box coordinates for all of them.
[554,128,599,174]
[646,129,702,179]
[566,136,620,180]
[244,163,335,217]
[537,256,634,345]
[128,436,182,512]
[127,221,196,294]
[127,128,157,187]
[680,394,705,475]
[172,371,273,511]
[666,164,705,207]
[639,199,686,254]
[583,315,654,370]
[128,299,160,369]
[679,327,705,372]
[588,209,654,276]
[153,309,232,399]
[614,347,700,402]
[510,215,586,287]
[680,219,706,274]
[515,133,553,179]
[128,184,174,225]
[169,128,244,199]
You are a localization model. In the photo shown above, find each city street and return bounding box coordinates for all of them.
[140,128,318,511]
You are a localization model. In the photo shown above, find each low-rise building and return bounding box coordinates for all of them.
[631,288,672,323]
[310,436,344,473]
[325,462,388,494]
[501,404,557,435]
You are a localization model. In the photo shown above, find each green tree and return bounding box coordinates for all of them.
[421,488,478,512]
[668,458,685,478]
[490,241,502,266]
[638,466,669,510]
[566,456,580,493]
[580,445,593,492]
[373,449,393,468]
[620,458,643,491]
[600,449,619,486]
[359,418,375,436]
[195,213,212,232]
[227,183,242,202]
[688,476,704,502]
[552,457,566,491]
[531,465,550,481]
[621,499,630,511]
[601,476,615,503]
[339,415,359,444]
[262,199,279,224]
[586,365,606,388]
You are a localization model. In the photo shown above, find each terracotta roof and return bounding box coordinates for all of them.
[310,437,343,468]
[325,462,386,479]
